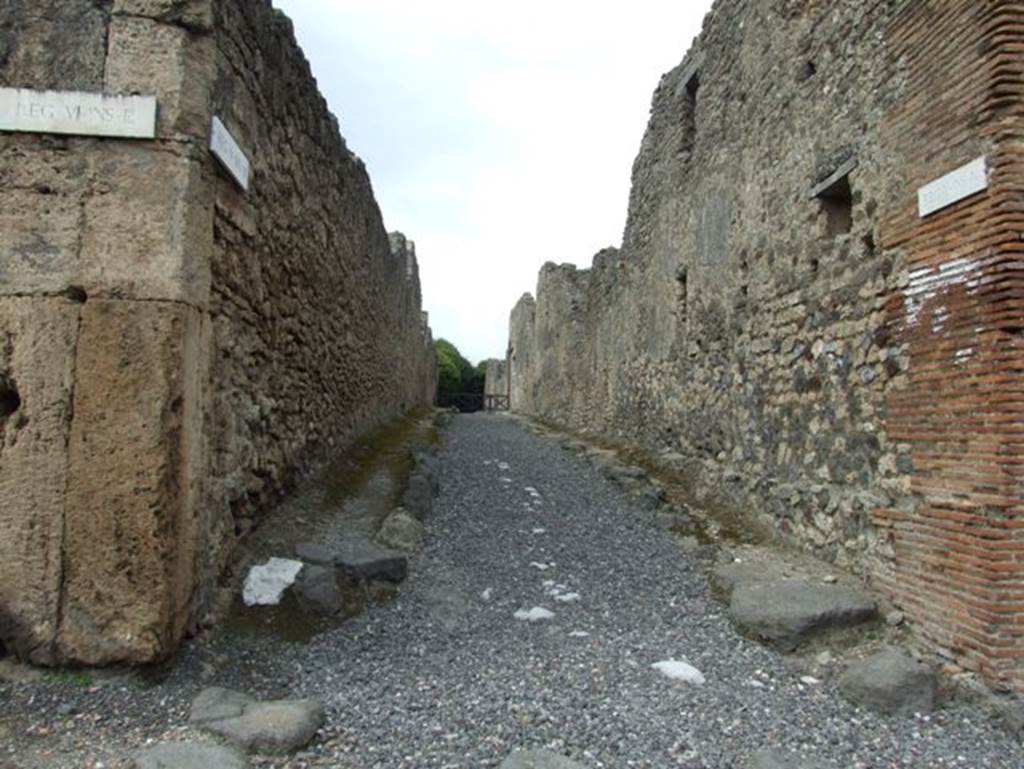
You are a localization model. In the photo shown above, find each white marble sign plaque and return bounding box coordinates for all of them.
[918,156,988,217]
[0,87,156,138]
[209,116,251,192]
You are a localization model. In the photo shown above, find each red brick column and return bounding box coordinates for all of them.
[876,0,1024,691]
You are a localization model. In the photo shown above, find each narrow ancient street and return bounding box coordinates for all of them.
[3,414,1020,768]
[3,2,1023,767]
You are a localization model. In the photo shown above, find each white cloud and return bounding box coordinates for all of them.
[273,0,712,363]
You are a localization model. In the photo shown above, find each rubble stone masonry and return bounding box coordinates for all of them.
[0,0,436,665]
[483,358,509,403]
[506,0,1024,691]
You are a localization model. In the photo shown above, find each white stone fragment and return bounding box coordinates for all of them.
[532,528,547,534]
[529,562,551,571]
[652,660,706,686]
[514,607,555,622]
[800,675,821,685]
[569,631,591,638]
[481,588,493,601]
[242,558,304,606]
[554,592,581,603]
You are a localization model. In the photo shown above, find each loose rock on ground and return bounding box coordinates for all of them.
[746,749,820,769]
[133,742,248,769]
[0,414,1021,768]
[499,749,590,769]
[729,579,878,650]
[189,687,324,754]
[838,648,937,716]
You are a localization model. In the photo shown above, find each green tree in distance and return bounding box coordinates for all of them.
[434,339,485,411]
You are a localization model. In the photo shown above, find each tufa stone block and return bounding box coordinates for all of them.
[0,298,79,664]
[79,146,213,307]
[0,0,110,91]
[0,188,83,297]
[104,15,214,139]
[113,0,215,32]
[57,299,207,665]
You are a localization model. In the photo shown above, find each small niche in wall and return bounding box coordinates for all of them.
[811,158,856,239]
[676,266,689,322]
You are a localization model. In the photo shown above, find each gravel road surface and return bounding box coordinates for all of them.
[2,414,1020,768]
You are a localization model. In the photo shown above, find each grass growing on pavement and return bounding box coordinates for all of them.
[44,670,92,687]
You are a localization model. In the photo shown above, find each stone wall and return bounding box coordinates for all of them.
[201,2,437,606]
[483,358,509,401]
[505,0,1024,691]
[509,293,536,410]
[0,0,435,665]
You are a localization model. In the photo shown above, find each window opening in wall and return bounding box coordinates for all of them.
[686,71,700,101]
[820,176,853,237]
[811,158,857,239]
[676,266,688,322]
[681,67,700,152]
[739,252,750,307]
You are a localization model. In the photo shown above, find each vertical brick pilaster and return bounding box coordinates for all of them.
[877,0,1024,691]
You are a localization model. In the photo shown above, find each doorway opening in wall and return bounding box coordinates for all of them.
[0,377,20,419]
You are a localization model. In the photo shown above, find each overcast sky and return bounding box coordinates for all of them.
[272,1,713,364]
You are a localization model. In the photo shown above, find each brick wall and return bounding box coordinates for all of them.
[874,0,1024,691]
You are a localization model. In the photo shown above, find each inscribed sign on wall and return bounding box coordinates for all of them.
[209,117,251,192]
[0,88,156,139]
[918,157,988,217]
